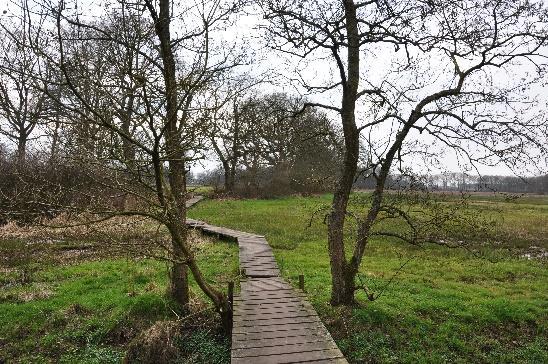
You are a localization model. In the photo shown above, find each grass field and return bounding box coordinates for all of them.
[189,192,548,363]
[1,192,546,363]
[0,233,239,363]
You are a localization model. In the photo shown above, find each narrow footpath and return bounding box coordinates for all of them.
[186,195,348,364]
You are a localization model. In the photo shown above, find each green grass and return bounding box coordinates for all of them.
[189,193,548,363]
[2,192,546,363]
[188,185,216,197]
[0,238,239,363]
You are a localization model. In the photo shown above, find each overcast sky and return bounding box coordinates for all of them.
[194,2,548,178]
[2,0,547,177]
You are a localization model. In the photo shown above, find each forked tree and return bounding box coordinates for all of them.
[262,0,548,304]
[20,0,244,328]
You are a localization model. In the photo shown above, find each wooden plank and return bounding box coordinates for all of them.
[235,290,303,298]
[240,285,295,293]
[242,266,280,272]
[231,348,345,364]
[242,267,279,273]
[232,341,338,358]
[234,305,313,315]
[233,316,322,328]
[241,264,279,270]
[232,335,328,350]
[240,285,297,292]
[242,272,280,278]
[234,301,313,312]
[240,259,277,266]
[240,249,272,256]
[240,258,276,263]
[240,253,275,260]
[240,252,276,257]
[240,259,278,265]
[234,307,313,317]
[301,359,349,364]
[232,321,327,335]
[233,296,305,305]
[239,292,307,301]
[243,279,289,288]
[245,277,289,284]
[233,309,318,321]
[232,328,330,342]
[243,269,279,274]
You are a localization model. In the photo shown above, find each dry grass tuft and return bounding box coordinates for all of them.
[123,320,180,364]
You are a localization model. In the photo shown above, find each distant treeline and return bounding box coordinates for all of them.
[354,172,548,194]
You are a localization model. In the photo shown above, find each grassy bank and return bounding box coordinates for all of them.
[0,235,239,363]
[189,193,548,363]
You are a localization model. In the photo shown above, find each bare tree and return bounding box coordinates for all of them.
[262,0,548,304]
[210,96,252,193]
[210,92,342,195]
[0,5,50,163]
[17,0,246,329]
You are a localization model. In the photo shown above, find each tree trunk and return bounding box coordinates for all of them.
[227,161,236,193]
[149,0,230,321]
[16,134,27,164]
[153,0,189,307]
[228,101,240,193]
[222,160,233,193]
[169,245,189,308]
[328,114,359,305]
[49,119,60,164]
[328,0,361,306]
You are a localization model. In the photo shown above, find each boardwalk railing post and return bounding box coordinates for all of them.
[299,274,305,291]
[225,281,234,335]
[228,281,234,308]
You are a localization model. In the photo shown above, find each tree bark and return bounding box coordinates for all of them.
[148,0,230,327]
[49,118,60,164]
[169,246,189,307]
[222,159,233,192]
[16,134,27,164]
[153,0,189,307]
[327,0,360,305]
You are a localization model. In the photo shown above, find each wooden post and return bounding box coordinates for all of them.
[228,281,234,307]
[298,274,305,291]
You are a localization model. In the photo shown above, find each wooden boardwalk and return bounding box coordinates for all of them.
[186,196,347,364]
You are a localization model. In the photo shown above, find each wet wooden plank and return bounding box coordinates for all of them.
[232,341,339,358]
[232,321,328,335]
[231,348,346,364]
[231,335,328,350]
[232,328,330,342]
[233,315,322,328]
